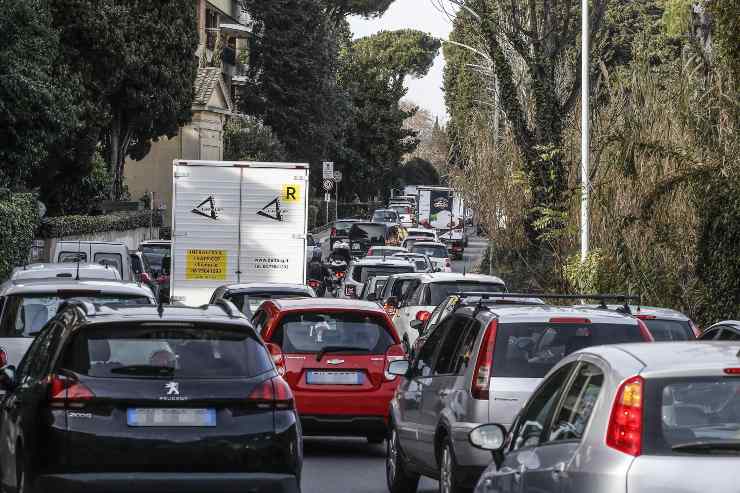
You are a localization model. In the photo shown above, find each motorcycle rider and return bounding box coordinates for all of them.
[307,250,331,295]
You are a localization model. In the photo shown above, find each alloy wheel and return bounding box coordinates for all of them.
[386,429,398,485]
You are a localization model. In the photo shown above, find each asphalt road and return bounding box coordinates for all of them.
[302,437,438,493]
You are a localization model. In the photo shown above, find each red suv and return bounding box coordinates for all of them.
[252,298,405,443]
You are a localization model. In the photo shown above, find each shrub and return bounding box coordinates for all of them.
[38,210,163,239]
[0,193,41,280]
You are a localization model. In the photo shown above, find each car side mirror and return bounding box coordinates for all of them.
[469,424,507,451]
[387,359,410,377]
[367,292,377,302]
[0,366,17,392]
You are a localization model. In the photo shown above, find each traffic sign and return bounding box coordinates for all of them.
[323,179,334,191]
[333,170,343,183]
[324,192,331,202]
[322,161,334,180]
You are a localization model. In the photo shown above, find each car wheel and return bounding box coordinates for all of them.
[439,442,468,493]
[14,444,32,493]
[386,427,420,493]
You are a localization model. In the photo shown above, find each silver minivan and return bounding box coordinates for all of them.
[386,297,654,493]
[471,342,740,493]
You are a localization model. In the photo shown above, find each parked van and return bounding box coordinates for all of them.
[52,241,132,281]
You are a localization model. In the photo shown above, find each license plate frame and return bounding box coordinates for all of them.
[306,371,363,385]
[127,408,216,427]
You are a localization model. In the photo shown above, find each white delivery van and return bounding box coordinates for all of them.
[52,241,132,281]
[170,160,309,306]
[417,186,465,231]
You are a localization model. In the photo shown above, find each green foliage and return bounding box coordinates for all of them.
[50,0,199,198]
[399,158,440,186]
[0,0,76,190]
[564,251,606,294]
[0,193,41,281]
[659,0,693,37]
[40,151,112,215]
[224,117,288,162]
[339,30,440,200]
[322,0,394,18]
[38,210,163,240]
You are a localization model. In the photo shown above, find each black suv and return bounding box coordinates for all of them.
[0,301,302,493]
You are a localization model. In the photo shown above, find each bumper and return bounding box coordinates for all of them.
[34,473,300,493]
[300,414,388,437]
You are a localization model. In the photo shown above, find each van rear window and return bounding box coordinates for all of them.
[492,322,644,378]
[350,224,385,243]
[61,325,272,379]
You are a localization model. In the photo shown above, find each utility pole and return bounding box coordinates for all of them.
[580,0,590,262]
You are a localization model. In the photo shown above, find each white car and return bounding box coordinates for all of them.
[405,227,438,242]
[366,245,407,258]
[391,273,506,348]
[407,241,451,273]
[388,203,415,228]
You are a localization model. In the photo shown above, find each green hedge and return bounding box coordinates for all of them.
[37,210,163,239]
[0,193,41,281]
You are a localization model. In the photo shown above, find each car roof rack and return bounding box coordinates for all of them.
[452,292,641,315]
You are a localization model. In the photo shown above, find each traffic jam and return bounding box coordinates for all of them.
[0,159,737,493]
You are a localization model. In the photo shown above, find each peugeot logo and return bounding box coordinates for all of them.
[165,382,180,396]
[327,359,344,365]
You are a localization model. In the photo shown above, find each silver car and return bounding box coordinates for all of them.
[339,258,416,299]
[386,300,653,493]
[471,341,740,493]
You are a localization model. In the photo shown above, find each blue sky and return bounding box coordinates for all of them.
[349,0,457,121]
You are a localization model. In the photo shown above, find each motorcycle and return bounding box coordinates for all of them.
[307,278,326,297]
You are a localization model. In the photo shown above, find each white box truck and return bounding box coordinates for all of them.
[170,160,309,306]
[417,186,464,231]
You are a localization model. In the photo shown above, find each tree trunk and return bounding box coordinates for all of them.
[109,114,121,200]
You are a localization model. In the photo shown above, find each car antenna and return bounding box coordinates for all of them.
[74,238,82,281]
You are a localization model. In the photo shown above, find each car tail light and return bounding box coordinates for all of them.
[330,227,337,237]
[48,373,94,407]
[635,314,656,320]
[549,317,591,324]
[416,311,431,322]
[689,320,701,338]
[307,279,321,289]
[636,319,655,341]
[384,344,406,381]
[248,376,294,410]
[265,342,286,377]
[472,320,498,399]
[606,376,644,456]
[139,272,152,284]
[0,347,6,368]
[336,271,346,279]
[723,368,740,375]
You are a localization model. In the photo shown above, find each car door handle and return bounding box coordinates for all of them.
[551,462,566,481]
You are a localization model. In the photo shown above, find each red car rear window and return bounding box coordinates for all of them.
[273,312,395,355]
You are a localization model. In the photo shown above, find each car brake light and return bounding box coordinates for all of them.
[472,320,498,399]
[606,376,644,456]
[331,227,337,237]
[549,317,591,324]
[307,279,321,289]
[636,319,654,341]
[0,347,6,367]
[247,376,294,410]
[689,320,701,338]
[723,368,740,375]
[384,344,406,381]
[635,314,656,320]
[139,272,152,284]
[416,311,431,322]
[48,373,94,407]
[265,343,286,377]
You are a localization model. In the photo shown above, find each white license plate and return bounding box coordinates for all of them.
[306,371,363,385]
[127,408,216,427]
[352,243,361,250]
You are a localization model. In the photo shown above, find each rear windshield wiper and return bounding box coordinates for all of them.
[672,441,740,454]
[109,365,175,376]
[315,346,370,362]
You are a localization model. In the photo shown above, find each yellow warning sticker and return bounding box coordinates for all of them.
[185,249,227,280]
[282,183,301,203]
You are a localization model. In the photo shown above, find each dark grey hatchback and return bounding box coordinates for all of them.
[0,301,302,493]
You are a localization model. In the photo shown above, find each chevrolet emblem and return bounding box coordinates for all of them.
[327,359,345,365]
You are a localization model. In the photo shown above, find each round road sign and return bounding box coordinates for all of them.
[323,179,334,191]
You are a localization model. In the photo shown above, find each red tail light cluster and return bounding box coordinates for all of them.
[265,342,286,377]
[48,373,94,407]
[472,320,498,399]
[139,272,152,284]
[307,279,321,289]
[0,347,7,368]
[416,311,431,322]
[384,343,406,381]
[607,376,644,456]
[248,376,294,410]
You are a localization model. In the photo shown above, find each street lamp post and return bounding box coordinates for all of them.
[580,0,590,262]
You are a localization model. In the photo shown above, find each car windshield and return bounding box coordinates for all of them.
[429,282,504,306]
[389,205,411,215]
[352,265,415,282]
[411,244,447,258]
[642,319,694,341]
[60,325,272,379]
[492,322,644,378]
[349,224,385,243]
[372,211,398,223]
[6,294,152,337]
[275,312,395,354]
[226,292,310,315]
[644,377,740,455]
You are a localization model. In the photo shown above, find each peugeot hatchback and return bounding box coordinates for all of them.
[253,298,405,444]
[0,300,301,493]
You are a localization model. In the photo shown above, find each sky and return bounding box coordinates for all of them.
[349,0,457,122]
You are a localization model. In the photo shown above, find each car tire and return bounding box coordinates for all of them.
[439,441,469,493]
[14,443,33,493]
[386,427,420,493]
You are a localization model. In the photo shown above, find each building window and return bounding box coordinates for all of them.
[205,8,219,51]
